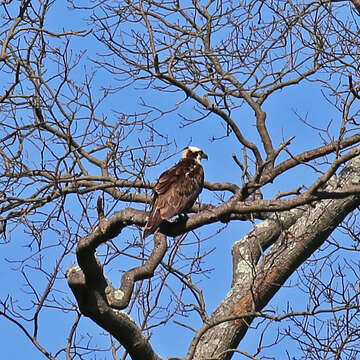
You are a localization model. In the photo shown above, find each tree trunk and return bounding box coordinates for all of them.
[188,156,360,360]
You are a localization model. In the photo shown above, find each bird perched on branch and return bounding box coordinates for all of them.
[143,146,208,238]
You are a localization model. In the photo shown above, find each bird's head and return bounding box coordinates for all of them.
[182,146,208,164]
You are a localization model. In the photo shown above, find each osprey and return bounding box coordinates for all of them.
[143,146,208,238]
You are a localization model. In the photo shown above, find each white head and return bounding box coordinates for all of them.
[182,146,208,164]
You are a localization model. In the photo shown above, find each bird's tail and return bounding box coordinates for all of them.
[143,208,162,238]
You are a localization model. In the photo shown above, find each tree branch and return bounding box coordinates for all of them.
[188,154,360,360]
[67,198,163,360]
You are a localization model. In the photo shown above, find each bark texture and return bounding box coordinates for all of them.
[67,155,360,360]
[188,156,360,360]
[67,201,164,360]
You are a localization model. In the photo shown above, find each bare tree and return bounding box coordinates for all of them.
[1,0,360,359]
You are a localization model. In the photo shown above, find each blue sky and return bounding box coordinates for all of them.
[1,1,359,359]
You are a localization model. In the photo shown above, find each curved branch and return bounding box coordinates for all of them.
[67,198,163,360]
[261,133,360,184]
[155,71,264,166]
[106,232,167,309]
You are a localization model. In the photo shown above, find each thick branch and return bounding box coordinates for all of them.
[67,265,161,360]
[67,199,165,360]
[188,155,360,360]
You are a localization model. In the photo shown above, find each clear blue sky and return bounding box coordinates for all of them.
[0,1,357,359]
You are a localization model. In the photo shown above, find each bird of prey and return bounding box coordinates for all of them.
[143,146,208,237]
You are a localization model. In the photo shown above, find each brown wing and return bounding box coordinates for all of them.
[143,159,204,237]
[153,160,185,195]
[143,205,162,238]
[155,159,204,219]
[143,162,183,237]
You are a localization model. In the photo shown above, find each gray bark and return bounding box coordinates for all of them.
[67,155,360,360]
[188,156,360,360]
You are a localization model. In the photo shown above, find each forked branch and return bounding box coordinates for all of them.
[67,197,166,359]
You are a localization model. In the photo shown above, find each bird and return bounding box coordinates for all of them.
[143,146,208,238]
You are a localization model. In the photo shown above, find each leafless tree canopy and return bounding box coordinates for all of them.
[1,0,360,359]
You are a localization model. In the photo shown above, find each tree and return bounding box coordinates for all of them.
[1,0,360,359]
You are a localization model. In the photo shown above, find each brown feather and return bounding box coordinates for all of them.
[143,207,162,238]
[143,148,206,238]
